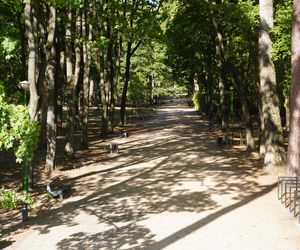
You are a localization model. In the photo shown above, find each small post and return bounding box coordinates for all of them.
[230,86,234,143]
[21,203,28,222]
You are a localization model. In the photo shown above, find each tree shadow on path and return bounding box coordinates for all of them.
[4,103,275,250]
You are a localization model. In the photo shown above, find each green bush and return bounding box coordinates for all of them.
[0,188,18,209]
[0,97,40,162]
[0,187,35,209]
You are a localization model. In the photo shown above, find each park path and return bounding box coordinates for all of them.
[4,100,300,249]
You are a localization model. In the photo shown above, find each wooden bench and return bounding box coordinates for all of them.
[119,130,128,138]
[46,177,71,200]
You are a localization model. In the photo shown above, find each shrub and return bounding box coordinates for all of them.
[0,97,40,162]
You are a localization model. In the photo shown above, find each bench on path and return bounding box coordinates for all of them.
[46,177,71,200]
[119,130,129,138]
[278,176,300,223]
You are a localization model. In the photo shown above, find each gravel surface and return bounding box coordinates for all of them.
[2,100,300,249]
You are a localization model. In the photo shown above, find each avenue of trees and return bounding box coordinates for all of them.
[1,0,300,178]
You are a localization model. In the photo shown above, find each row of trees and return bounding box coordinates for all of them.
[165,0,300,175]
[0,0,170,173]
[1,0,300,176]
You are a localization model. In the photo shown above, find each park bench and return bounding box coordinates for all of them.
[277,176,300,223]
[46,177,71,200]
[119,130,129,138]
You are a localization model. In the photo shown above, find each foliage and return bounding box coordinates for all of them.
[0,188,18,209]
[166,0,259,116]
[272,0,292,97]
[126,40,175,102]
[0,97,40,162]
[272,1,292,62]
[154,84,187,97]
[0,0,25,101]
[0,187,35,209]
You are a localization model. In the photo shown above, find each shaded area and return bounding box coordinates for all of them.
[3,102,274,249]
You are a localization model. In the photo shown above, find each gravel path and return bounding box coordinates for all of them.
[3,101,300,249]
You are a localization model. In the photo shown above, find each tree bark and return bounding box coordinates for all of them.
[99,49,108,137]
[81,11,90,149]
[283,88,290,132]
[45,5,57,172]
[64,8,82,158]
[287,0,300,176]
[24,1,39,121]
[107,23,115,133]
[259,0,285,168]
[120,41,132,125]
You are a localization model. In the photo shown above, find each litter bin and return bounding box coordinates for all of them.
[21,203,28,222]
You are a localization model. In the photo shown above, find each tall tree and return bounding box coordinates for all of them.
[258,0,285,168]
[64,8,82,158]
[81,9,91,149]
[45,4,57,172]
[24,0,39,121]
[287,0,300,176]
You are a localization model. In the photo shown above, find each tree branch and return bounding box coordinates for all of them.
[130,40,142,57]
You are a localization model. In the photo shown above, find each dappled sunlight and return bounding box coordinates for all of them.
[5,102,287,249]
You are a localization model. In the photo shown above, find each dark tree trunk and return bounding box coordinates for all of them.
[120,41,132,125]
[81,11,90,149]
[45,5,57,172]
[56,22,65,137]
[100,49,108,137]
[24,1,39,121]
[64,9,82,158]
[107,24,115,133]
[287,0,300,176]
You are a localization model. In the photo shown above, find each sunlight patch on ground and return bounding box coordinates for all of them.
[137,211,203,241]
[157,107,194,112]
[171,181,208,193]
[201,156,226,164]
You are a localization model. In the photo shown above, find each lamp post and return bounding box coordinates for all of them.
[19,80,30,107]
[19,80,30,222]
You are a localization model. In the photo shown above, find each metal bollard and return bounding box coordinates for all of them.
[21,203,28,222]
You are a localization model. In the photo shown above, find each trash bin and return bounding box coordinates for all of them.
[21,203,28,222]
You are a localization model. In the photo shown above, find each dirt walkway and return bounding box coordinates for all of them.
[3,101,300,249]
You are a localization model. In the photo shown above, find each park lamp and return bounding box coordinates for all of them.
[19,80,30,108]
[19,80,30,90]
[19,80,30,222]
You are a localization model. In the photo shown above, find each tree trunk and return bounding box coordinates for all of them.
[287,0,300,176]
[215,33,227,129]
[81,11,90,149]
[107,24,114,133]
[100,50,108,137]
[64,9,82,158]
[45,5,57,172]
[24,1,39,121]
[56,25,65,137]
[259,0,285,168]
[283,88,290,132]
[120,41,132,125]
